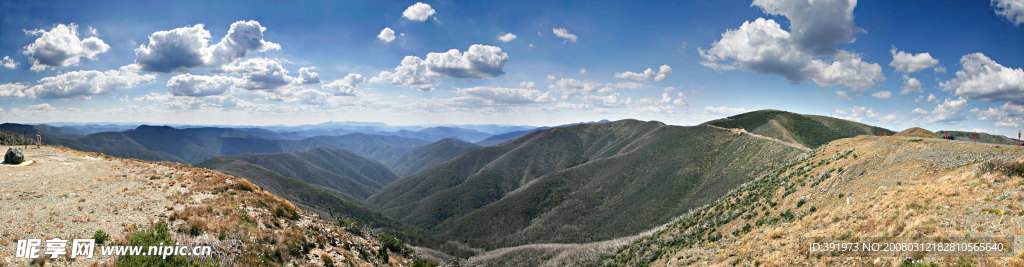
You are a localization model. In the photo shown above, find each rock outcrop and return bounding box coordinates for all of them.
[3,147,23,164]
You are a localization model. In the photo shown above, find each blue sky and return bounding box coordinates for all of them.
[1,0,1023,137]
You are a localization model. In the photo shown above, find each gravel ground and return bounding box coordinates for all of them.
[0,146,189,266]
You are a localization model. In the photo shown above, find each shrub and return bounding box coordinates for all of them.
[378,234,412,259]
[93,230,110,244]
[796,199,806,207]
[979,160,1024,177]
[118,221,198,266]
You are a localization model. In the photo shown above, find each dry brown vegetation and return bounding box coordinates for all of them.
[611,135,1024,266]
[1,146,413,266]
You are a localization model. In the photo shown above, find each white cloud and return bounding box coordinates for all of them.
[371,44,509,91]
[928,97,968,123]
[993,0,1024,26]
[835,90,851,100]
[295,67,321,85]
[204,20,281,67]
[425,44,509,78]
[0,83,28,98]
[166,74,238,97]
[552,28,578,43]
[810,51,884,93]
[973,102,1024,128]
[699,18,882,93]
[133,24,210,72]
[520,81,536,89]
[615,65,672,81]
[217,57,293,91]
[580,68,587,75]
[547,77,600,99]
[402,2,436,21]
[134,21,279,72]
[27,103,55,112]
[941,53,1024,104]
[291,89,332,105]
[639,92,688,114]
[323,73,366,96]
[582,92,630,108]
[752,0,860,56]
[378,27,396,43]
[870,90,892,99]
[23,68,156,98]
[2,56,18,69]
[455,86,555,105]
[900,75,923,94]
[911,107,928,115]
[837,105,897,123]
[370,56,439,91]
[22,23,110,71]
[889,47,939,73]
[927,93,938,103]
[705,106,751,116]
[498,33,517,42]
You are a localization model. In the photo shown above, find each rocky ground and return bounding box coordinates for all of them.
[0,146,413,266]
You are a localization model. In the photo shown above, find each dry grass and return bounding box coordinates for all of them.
[611,136,1024,266]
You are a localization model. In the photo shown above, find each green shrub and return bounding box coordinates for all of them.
[378,234,412,259]
[118,221,205,266]
[93,230,110,244]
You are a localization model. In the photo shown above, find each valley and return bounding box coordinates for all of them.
[4,109,1023,265]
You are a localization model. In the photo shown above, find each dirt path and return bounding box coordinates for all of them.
[0,146,189,266]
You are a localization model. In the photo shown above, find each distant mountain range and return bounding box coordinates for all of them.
[8,110,1021,262]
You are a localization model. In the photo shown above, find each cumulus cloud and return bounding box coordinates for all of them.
[941,53,1024,104]
[615,65,672,81]
[993,0,1024,26]
[0,83,28,98]
[425,44,509,78]
[638,92,687,114]
[911,107,928,115]
[498,33,517,42]
[705,106,751,116]
[21,68,156,99]
[27,103,55,112]
[520,81,535,89]
[699,18,882,93]
[402,2,436,21]
[204,20,281,67]
[133,24,210,72]
[927,93,938,103]
[547,77,600,99]
[900,75,923,94]
[370,56,440,91]
[870,90,892,99]
[890,47,939,73]
[837,105,897,123]
[134,93,252,110]
[166,74,238,97]
[22,23,110,71]
[552,28,577,42]
[134,21,279,72]
[378,27,396,43]
[928,97,968,123]
[371,44,509,91]
[323,73,366,96]
[2,56,18,69]
[974,102,1024,128]
[217,57,293,91]
[295,67,320,85]
[582,93,630,108]
[752,0,860,56]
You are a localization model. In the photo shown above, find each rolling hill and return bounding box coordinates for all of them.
[369,119,808,252]
[938,130,1020,145]
[213,147,399,200]
[608,135,1024,266]
[385,138,480,177]
[896,127,940,139]
[705,109,894,148]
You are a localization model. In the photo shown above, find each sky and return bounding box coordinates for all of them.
[1,0,1023,137]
